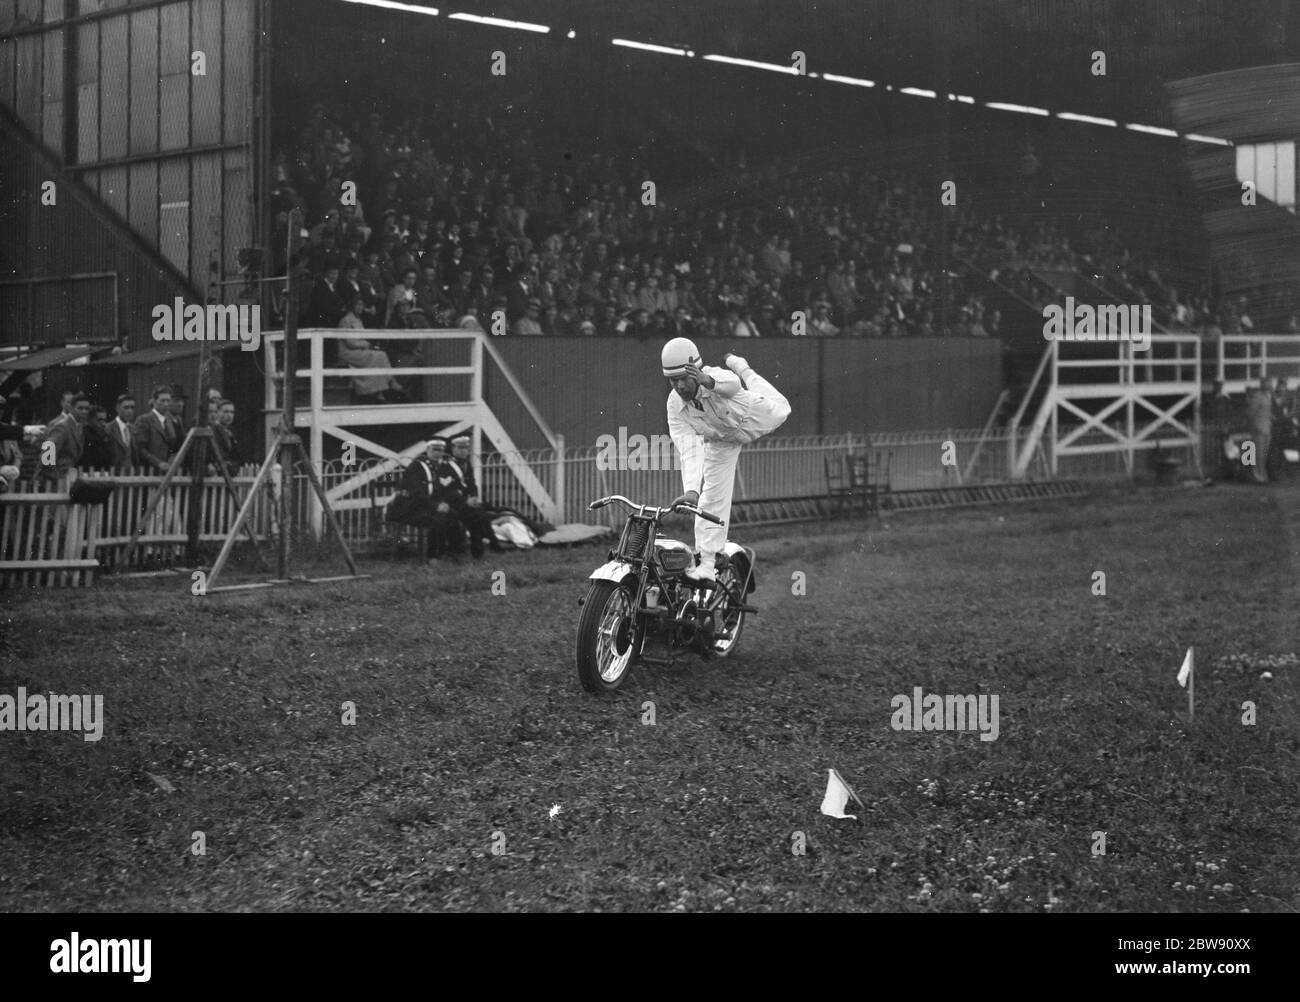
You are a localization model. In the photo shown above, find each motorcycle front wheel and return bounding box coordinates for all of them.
[576,580,644,693]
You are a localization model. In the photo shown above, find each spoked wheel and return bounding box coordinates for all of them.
[709,558,749,658]
[576,580,645,693]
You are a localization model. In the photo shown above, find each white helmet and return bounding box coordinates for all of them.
[661,337,701,377]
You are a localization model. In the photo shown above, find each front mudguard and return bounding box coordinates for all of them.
[588,559,639,586]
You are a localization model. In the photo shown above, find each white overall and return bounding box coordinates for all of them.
[666,363,791,567]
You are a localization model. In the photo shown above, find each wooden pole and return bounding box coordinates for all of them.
[206,428,283,591]
[293,436,359,576]
[120,428,198,567]
[279,208,301,580]
[185,338,210,566]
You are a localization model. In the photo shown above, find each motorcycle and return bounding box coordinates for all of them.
[575,494,758,693]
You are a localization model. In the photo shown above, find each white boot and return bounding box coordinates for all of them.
[684,551,717,582]
[723,353,751,377]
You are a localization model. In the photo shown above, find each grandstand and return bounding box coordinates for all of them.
[3,0,1300,580]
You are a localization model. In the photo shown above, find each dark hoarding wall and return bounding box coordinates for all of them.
[484,335,1003,453]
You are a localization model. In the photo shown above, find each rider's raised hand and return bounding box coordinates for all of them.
[681,363,715,390]
[670,490,700,510]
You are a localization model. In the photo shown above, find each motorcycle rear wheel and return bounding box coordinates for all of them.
[710,558,748,658]
[576,580,644,693]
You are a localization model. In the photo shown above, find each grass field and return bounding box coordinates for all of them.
[2,482,1298,912]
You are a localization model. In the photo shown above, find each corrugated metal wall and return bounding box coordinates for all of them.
[0,0,261,348]
[0,98,196,343]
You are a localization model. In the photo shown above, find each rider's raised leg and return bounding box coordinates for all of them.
[724,355,791,432]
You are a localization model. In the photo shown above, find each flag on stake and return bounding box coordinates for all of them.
[820,768,865,821]
[1176,647,1195,721]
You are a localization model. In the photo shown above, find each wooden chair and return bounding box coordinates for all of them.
[850,449,891,517]
[825,454,852,517]
[826,448,891,518]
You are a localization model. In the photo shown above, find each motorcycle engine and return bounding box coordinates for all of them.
[672,590,716,652]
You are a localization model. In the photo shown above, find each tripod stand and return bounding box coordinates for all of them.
[122,208,365,592]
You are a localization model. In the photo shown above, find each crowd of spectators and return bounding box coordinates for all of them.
[268,98,1282,346]
[0,383,244,488]
[269,100,1001,341]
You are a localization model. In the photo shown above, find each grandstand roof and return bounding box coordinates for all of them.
[324,0,1299,124]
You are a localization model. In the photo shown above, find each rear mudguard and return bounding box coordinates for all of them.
[724,542,757,595]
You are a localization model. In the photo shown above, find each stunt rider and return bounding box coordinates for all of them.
[662,338,791,582]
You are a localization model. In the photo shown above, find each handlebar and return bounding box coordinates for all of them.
[588,494,725,526]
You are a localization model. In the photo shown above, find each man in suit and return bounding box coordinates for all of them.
[168,386,190,436]
[133,385,178,473]
[46,390,75,428]
[107,394,138,470]
[211,399,242,475]
[435,433,502,559]
[81,405,114,470]
[310,265,348,327]
[40,393,90,482]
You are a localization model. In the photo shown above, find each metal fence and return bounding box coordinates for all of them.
[2,425,1149,587]
[271,428,1066,533]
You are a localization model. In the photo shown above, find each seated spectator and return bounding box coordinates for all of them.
[310,264,347,327]
[732,306,762,338]
[415,264,445,318]
[339,298,407,402]
[541,305,563,336]
[396,298,429,328]
[809,301,839,337]
[755,303,783,337]
[668,306,695,338]
[385,269,418,326]
[458,305,485,332]
[512,298,544,335]
[395,438,465,560]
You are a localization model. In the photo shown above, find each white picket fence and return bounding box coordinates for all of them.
[1,466,266,587]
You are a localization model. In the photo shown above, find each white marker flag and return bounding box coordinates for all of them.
[820,768,865,821]
[1177,647,1193,688]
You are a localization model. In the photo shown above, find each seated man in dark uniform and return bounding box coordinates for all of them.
[398,436,463,559]
[434,432,503,559]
